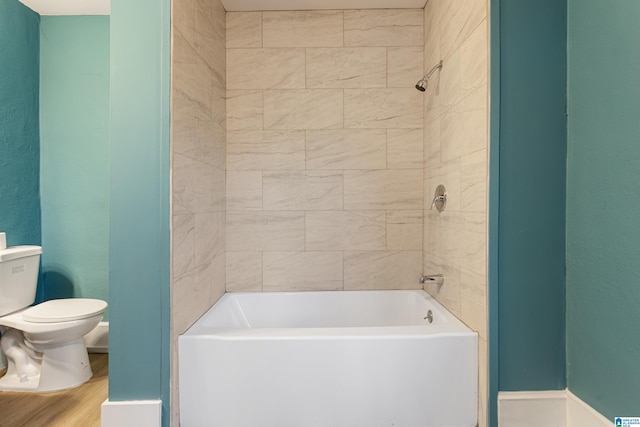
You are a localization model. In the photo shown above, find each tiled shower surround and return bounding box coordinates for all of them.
[171,3,488,426]
[422,1,488,425]
[171,0,226,424]
[225,10,426,292]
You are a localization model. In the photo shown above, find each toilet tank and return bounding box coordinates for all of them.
[0,246,42,317]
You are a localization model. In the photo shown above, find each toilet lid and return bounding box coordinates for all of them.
[22,299,108,323]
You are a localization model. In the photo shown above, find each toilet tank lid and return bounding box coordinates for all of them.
[0,246,42,262]
[23,298,108,323]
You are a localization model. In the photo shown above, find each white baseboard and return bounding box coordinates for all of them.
[101,399,162,427]
[498,390,612,427]
[499,391,567,427]
[566,390,613,427]
[84,321,108,353]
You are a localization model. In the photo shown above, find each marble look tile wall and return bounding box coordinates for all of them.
[226,9,425,293]
[171,0,226,424]
[421,1,488,426]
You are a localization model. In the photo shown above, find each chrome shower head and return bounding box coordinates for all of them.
[415,60,443,92]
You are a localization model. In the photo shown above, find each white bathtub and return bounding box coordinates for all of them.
[179,290,478,427]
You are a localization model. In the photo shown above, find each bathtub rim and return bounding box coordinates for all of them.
[181,290,478,339]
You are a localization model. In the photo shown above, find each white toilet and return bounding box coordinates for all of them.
[0,233,107,392]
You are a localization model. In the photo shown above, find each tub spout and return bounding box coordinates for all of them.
[419,274,444,286]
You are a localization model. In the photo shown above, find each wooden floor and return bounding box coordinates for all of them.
[0,354,108,427]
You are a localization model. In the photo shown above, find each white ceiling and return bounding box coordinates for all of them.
[18,0,424,16]
[220,0,428,11]
[18,0,110,15]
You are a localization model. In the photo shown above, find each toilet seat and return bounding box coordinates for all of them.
[22,299,108,323]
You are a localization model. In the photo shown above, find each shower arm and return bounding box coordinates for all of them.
[421,60,443,82]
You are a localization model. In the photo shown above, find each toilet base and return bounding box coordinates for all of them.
[0,337,93,392]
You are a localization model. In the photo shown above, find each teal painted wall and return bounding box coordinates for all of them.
[109,0,171,424]
[39,16,110,317]
[488,1,500,425]
[497,0,567,391]
[566,0,640,417]
[0,0,41,248]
